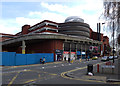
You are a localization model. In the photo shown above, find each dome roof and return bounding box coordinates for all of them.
[65,16,84,23]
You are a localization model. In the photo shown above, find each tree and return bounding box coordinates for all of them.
[103,1,120,38]
[103,1,120,62]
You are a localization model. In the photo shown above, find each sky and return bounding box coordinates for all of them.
[0,0,111,37]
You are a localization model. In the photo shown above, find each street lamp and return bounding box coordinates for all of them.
[112,21,115,63]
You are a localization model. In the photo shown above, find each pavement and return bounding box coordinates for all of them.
[64,58,120,84]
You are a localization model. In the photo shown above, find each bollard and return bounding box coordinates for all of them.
[106,62,108,65]
[87,64,93,74]
[97,64,99,73]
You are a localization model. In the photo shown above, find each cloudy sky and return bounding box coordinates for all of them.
[0,0,110,37]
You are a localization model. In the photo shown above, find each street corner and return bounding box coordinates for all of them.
[80,75,107,82]
[61,70,106,83]
[106,79,120,84]
[68,73,107,83]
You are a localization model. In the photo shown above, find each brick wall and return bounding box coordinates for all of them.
[26,39,63,61]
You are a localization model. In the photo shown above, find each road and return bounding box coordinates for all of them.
[1,58,116,85]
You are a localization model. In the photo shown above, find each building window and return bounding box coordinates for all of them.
[48,24,57,28]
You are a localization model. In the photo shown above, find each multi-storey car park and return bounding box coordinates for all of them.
[2,16,104,61]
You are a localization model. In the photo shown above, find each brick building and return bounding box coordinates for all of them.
[2,16,106,61]
[0,33,16,42]
[103,36,110,56]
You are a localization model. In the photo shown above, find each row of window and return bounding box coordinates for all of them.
[28,22,58,31]
[28,27,58,34]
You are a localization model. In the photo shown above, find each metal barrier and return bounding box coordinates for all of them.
[1,52,54,66]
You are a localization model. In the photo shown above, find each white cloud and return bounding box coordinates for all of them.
[0,19,21,34]
[0,17,43,34]
[1,0,105,35]
[16,17,41,26]
[0,17,42,34]
[41,2,69,13]
[0,11,66,34]
[40,2,104,32]
[29,11,66,23]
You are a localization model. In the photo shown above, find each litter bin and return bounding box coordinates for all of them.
[87,64,93,73]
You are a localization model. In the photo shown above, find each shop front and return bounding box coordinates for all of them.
[77,51,81,59]
[63,51,76,61]
[63,51,69,61]
[71,52,76,60]
[55,49,63,61]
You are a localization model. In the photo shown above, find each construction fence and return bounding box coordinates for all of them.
[0,52,54,66]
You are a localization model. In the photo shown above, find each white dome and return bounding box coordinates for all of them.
[65,16,84,23]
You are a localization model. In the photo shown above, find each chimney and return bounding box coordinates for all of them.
[22,25,30,34]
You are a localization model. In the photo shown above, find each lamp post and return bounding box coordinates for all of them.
[113,21,115,63]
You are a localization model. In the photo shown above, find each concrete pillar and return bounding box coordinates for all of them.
[81,43,82,58]
[22,40,26,54]
[75,43,77,59]
[85,43,86,58]
[69,43,71,59]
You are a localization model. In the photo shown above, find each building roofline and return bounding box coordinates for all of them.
[29,20,59,29]
[2,33,102,46]
[0,33,15,36]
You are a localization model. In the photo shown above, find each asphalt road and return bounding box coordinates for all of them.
[1,59,114,85]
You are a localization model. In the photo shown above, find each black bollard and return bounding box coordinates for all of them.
[87,64,93,74]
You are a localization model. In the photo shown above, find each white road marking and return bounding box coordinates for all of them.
[2,69,31,74]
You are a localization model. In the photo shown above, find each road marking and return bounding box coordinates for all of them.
[61,62,106,83]
[112,82,120,84]
[7,71,20,86]
[49,73,57,76]
[2,69,32,74]
[24,79,37,84]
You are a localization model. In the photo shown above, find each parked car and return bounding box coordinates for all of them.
[114,56,118,59]
[108,56,118,60]
[92,56,98,60]
[101,56,109,61]
[108,56,113,60]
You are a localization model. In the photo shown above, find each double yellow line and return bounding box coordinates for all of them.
[7,71,21,86]
[61,62,106,83]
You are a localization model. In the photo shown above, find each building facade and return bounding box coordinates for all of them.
[103,36,110,56]
[2,16,104,61]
